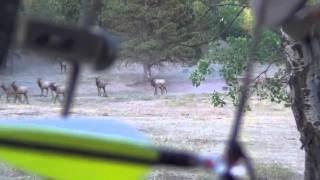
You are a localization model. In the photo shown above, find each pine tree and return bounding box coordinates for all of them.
[101,0,204,79]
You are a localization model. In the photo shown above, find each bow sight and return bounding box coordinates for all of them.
[0,0,117,71]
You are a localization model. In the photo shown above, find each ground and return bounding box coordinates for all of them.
[0,55,304,179]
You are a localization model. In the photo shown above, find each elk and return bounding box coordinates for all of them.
[0,84,16,103]
[150,78,167,95]
[48,82,57,98]
[37,78,51,96]
[59,61,67,73]
[49,83,66,103]
[95,77,108,97]
[11,81,29,104]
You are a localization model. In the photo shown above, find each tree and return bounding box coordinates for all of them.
[280,5,320,179]
[190,0,288,107]
[100,0,221,79]
[23,0,80,23]
[191,31,288,106]
[192,1,320,179]
[79,0,103,26]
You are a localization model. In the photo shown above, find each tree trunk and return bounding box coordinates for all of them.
[285,39,320,180]
[79,0,103,27]
[143,63,152,80]
[79,0,91,26]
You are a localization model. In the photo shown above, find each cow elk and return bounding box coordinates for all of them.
[95,77,108,97]
[11,81,29,104]
[0,84,16,103]
[48,82,57,98]
[50,83,66,103]
[150,78,167,95]
[37,78,51,96]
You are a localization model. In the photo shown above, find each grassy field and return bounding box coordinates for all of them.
[0,93,304,180]
[0,59,304,179]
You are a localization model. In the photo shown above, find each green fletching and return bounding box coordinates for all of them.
[0,124,157,180]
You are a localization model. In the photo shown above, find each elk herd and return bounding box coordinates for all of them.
[0,60,168,104]
[0,77,168,104]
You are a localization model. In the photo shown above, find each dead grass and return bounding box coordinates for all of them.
[147,163,302,180]
[0,163,41,180]
[254,163,302,180]
[0,74,303,179]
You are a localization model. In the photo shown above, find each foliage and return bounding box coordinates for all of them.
[227,83,241,106]
[217,1,248,38]
[23,0,80,23]
[22,0,289,108]
[190,36,249,86]
[99,0,252,71]
[190,59,212,87]
[22,0,254,76]
[211,91,226,107]
[191,27,288,107]
[254,69,290,104]
[100,0,203,67]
